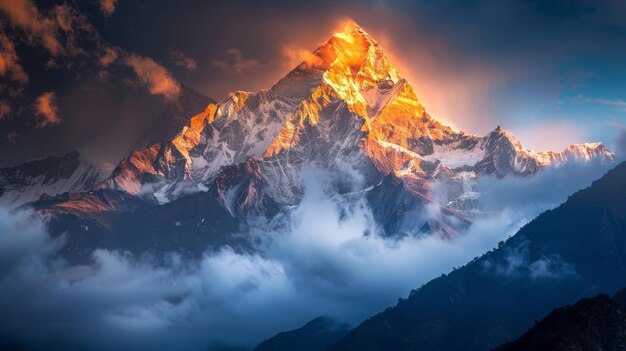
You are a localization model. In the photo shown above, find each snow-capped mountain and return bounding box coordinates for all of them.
[17,22,614,256]
[95,22,613,211]
[0,151,106,209]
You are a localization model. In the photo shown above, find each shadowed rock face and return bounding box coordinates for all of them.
[134,85,215,148]
[330,162,626,351]
[615,288,626,307]
[495,290,626,351]
[0,151,106,209]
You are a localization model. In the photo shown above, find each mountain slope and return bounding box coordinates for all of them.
[495,290,626,351]
[23,22,615,252]
[0,151,106,209]
[331,161,626,351]
[254,317,350,351]
[98,22,613,211]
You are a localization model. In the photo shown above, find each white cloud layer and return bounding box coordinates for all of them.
[0,160,614,350]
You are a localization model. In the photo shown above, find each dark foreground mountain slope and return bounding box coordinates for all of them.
[495,288,626,351]
[332,161,626,351]
[254,317,350,351]
[28,188,243,263]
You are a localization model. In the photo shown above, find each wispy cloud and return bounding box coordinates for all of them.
[99,0,117,17]
[98,46,119,67]
[211,48,262,73]
[35,92,61,127]
[0,0,62,56]
[169,48,197,71]
[0,29,28,84]
[124,54,181,101]
[482,241,577,280]
[0,157,612,350]
[282,44,323,69]
[0,0,95,62]
[0,100,11,119]
[571,94,626,112]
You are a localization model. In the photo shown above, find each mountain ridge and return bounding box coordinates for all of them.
[0,151,107,209]
[4,21,616,256]
[93,22,613,210]
[495,289,626,351]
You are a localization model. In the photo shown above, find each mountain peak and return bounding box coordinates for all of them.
[332,20,371,46]
[271,21,402,101]
[324,21,400,79]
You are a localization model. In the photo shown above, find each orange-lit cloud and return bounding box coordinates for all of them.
[0,100,11,119]
[99,46,119,67]
[0,30,28,84]
[281,45,323,69]
[0,0,94,59]
[124,54,181,101]
[51,4,93,58]
[169,48,198,71]
[99,0,117,17]
[0,0,62,56]
[212,48,262,74]
[35,92,61,127]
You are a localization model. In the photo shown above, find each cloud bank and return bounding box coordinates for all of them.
[0,160,614,350]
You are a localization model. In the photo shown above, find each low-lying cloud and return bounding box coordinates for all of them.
[482,240,577,280]
[475,158,614,215]
[0,160,614,350]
